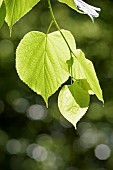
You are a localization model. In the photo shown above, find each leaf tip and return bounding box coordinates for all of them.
[74,125,77,130]
[43,98,48,108]
[9,26,12,37]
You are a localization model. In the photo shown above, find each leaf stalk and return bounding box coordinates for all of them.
[47,0,75,83]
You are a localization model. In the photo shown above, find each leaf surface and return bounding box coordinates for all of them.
[16,30,76,105]
[0,2,6,28]
[0,0,3,7]
[4,0,40,28]
[58,81,90,128]
[72,49,103,102]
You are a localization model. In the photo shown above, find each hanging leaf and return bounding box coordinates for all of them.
[0,1,6,29]
[4,0,40,29]
[16,30,76,106]
[72,49,104,103]
[58,80,90,128]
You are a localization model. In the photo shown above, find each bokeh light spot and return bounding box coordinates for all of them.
[94,144,111,160]
[27,143,48,161]
[6,139,21,154]
[13,98,30,113]
[26,104,47,120]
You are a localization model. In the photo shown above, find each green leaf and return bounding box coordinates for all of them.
[58,80,90,128]
[4,0,40,28]
[72,49,104,103]
[16,30,76,106]
[0,2,6,29]
[0,0,3,7]
[74,79,94,95]
[58,0,84,14]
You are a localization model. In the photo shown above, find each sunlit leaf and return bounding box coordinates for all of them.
[4,0,40,30]
[0,2,6,29]
[16,30,76,106]
[58,81,90,128]
[72,49,104,103]
[0,0,3,7]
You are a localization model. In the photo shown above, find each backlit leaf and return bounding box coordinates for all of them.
[0,0,3,7]
[4,0,40,29]
[16,30,76,106]
[0,2,6,29]
[58,81,90,128]
[72,49,104,103]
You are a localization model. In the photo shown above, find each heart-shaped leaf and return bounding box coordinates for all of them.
[16,30,76,106]
[58,80,90,128]
[4,0,40,29]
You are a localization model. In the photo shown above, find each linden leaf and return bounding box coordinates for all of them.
[16,30,76,106]
[58,81,90,128]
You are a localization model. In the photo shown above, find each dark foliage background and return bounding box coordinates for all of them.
[0,0,113,170]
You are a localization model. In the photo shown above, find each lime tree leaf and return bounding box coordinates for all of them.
[16,30,76,106]
[4,0,40,28]
[0,0,3,7]
[68,80,90,107]
[0,2,6,28]
[74,79,94,95]
[72,49,104,103]
[58,81,90,128]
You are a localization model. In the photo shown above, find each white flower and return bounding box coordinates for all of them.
[74,0,101,20]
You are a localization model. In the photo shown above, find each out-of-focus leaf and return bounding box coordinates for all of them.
[58,81,90,128]
[16,30,76,106]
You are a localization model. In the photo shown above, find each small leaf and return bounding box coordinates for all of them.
[58,81,90,128]
[0,2,6,29]
[4,0,41,29]
[72,49,104,103]
[16,30,76,106]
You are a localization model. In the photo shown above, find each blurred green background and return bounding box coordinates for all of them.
[0,0,113,169]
